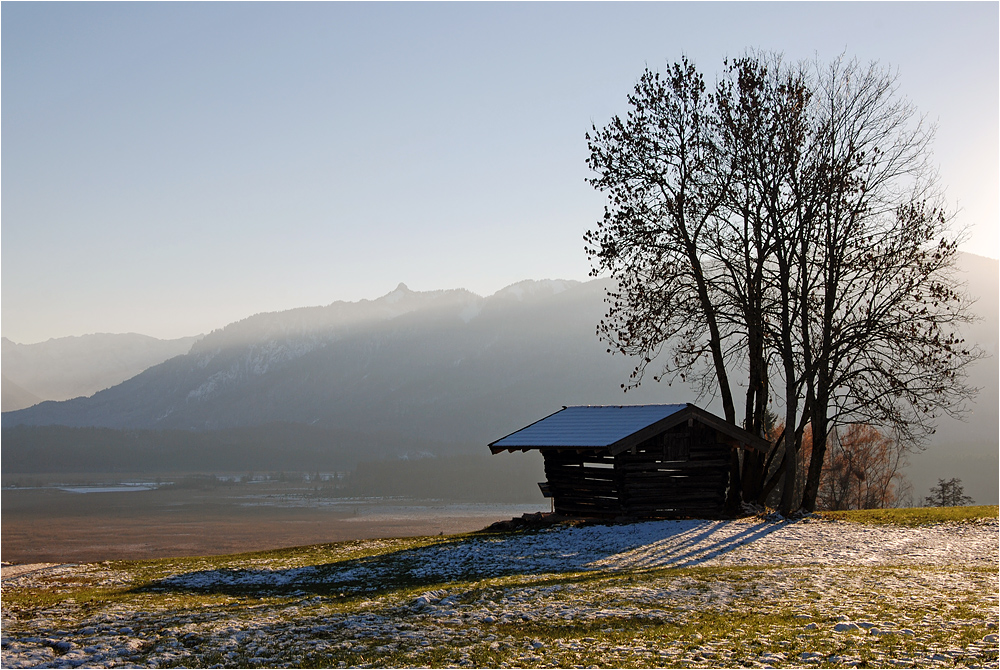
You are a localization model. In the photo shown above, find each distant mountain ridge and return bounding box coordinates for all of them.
[2,278,669,441]
[1,333,202,410]
[1,375,42,412]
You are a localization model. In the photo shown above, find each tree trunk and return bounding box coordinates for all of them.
[758,447,788,504]
[801,400,829,512]
[779,399,799,515]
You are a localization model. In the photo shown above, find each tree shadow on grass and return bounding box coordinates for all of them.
[586,520,784,570]
[134,519,790,599]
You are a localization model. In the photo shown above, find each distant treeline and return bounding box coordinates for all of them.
[1,423,469,474]
[1,424,546,503]
[337,454,545,503]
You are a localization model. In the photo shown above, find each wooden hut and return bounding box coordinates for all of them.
[489,403,769,519]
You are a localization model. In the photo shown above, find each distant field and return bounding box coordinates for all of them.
[0,478,543,563]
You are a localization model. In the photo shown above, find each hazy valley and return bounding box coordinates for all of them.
[3,253,997,507]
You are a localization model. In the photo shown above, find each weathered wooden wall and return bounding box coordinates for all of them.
[543,450,621,517]
[542,421,731,518]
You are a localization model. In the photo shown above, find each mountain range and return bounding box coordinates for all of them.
[3,253,997,503]
[2,280,667,440]
[2,333,201,410]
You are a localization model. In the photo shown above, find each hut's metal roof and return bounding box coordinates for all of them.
[489,403,770,454]
[490,404,685,449]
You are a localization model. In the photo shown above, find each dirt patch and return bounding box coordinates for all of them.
[0,562,61,581]
[479,511,597,532]
[0,486,541,563]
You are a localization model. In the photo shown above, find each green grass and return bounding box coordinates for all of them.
[817,505,998,526]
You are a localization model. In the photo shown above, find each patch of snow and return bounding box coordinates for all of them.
[146,518,998,592]
[3,517,996,670]
[186,338,321,401]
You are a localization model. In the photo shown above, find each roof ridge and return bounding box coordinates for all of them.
[561,403,687,408]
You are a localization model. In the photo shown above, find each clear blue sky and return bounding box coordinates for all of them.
[3,2,997,343]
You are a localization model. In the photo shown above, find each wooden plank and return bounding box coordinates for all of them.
[554,503,621,517]
[621,480,726,491]
[616,459,730,472]
[622,485,725,496]
[550,486,619,498]
[546,473,619,485]
[623,493,725,502]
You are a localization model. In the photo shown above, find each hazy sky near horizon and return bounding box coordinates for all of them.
[3,2,997,343]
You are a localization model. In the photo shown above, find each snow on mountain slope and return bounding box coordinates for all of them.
[190,284,482,355]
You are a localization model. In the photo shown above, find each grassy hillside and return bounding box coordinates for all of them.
[2,508,996,668]
[818,506,999,526]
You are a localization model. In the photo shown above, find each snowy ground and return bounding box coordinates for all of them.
[2,516,997,668]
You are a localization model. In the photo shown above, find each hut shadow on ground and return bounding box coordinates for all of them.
[136,518,790,598]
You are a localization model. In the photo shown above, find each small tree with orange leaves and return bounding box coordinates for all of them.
[808,424,912,510]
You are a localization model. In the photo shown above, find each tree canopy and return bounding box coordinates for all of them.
[924,478,975,508]
[585,52,980,513]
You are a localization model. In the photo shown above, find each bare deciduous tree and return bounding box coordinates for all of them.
[807,424,912,510]
[586,52,980,514]
[797,58,978,511]
[585,58,737,424]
